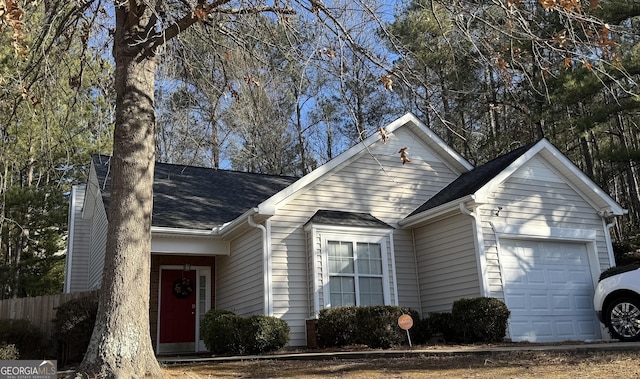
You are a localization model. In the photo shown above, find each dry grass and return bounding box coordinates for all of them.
[161,350,640,378]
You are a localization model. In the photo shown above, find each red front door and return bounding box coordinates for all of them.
[160,269,197,347]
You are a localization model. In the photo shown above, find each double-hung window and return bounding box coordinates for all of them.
[325,235,388,307]
[305,210,395,315]
[328,240,384,306]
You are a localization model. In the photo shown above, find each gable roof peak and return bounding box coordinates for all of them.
[256,113,474,212]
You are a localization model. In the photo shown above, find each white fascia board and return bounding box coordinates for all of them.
[474,139,625,216]
[64,186,78,293]
[215,207,259,236]
[399,195,475,228]
[82,166,98,219]
[259,113,472,212]
[151,227,230,255]
[151,226,221,237]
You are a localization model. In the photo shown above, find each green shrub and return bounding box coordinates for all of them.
[244,315,290,354]
[53,295,98,364]
[318,306,420,348]
[0,319,44,359]
[201,310,290,355]
[450,297,510,343]
[355,306,418,348]
[426,312,456,342]
[0,344,19,359]
[317,306,358,347]
[410,316,433,345]
[200,310,244,355]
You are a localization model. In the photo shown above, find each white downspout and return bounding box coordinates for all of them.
[248,214,272,316]
[603,217,617,267]
[459,202,490,297]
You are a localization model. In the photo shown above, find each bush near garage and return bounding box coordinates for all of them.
[317,305,419,348]
[53,295,98,364]
[424,312,456,342]
[200,310,290,355]
[450,297,510,343]
[0,319,45,359]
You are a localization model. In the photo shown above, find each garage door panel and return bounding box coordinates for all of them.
[509,316,600,342]
[500,239,600,342]
[548,269,568,283]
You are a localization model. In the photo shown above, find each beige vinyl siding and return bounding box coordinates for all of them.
[270,128,461,346]
[393,229,420,312]
[479,156,611,299]
[65,185,91,293]
[270,224,308,346]
[215,228,264,316]
[413,213,480,314]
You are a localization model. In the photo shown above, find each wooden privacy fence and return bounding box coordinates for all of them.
[0,291,98,341]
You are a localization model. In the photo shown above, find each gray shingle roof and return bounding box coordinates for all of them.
[305,210,393,229]
[92,155,298,229]
[408,142,537,217]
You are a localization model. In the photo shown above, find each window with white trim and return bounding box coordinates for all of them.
[324,235,388,307]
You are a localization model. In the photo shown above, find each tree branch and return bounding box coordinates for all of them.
[214,6,297,15]
[144,1,294,56]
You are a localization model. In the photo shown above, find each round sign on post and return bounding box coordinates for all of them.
[398,314,413,330]
[398,314,414,348]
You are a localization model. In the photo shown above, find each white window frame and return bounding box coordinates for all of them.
[320,229,392,309]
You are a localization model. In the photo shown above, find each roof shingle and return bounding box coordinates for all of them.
[305,210,393,229]
[92,155,298,229]
[408,142,536,217]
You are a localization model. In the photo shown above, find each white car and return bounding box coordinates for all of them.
[594,265,640,341]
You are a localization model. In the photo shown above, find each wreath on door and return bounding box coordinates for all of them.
[173,277,193,298]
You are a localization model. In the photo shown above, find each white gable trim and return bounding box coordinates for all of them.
[474,139,625,216]
[64,185,79,293]
[398,195,475,228]
[258,113,473,213]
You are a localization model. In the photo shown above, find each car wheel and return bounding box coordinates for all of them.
[606,297,640,342]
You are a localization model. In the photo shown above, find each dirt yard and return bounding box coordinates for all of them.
[160,349,640,378]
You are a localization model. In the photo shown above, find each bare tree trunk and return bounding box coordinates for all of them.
[579,136,594,180]
[211,117,220,169]
[294,86,307,174]
[78,4,161,378]
[616,114,640,222]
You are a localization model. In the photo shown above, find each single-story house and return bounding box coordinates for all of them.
[64,113,625,354]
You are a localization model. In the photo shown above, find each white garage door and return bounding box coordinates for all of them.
[500,239,601,342]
